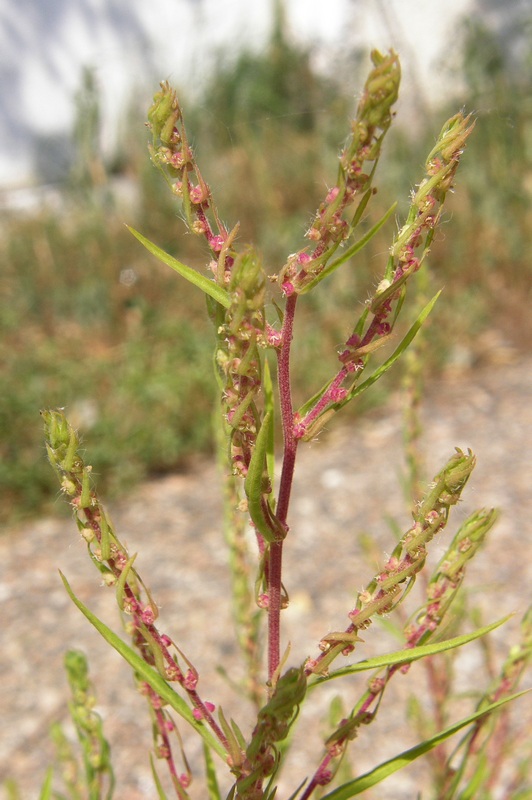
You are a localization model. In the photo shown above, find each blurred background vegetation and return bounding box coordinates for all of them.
[1,6,531,526]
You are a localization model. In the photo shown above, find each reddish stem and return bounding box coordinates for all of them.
[267,540,284,682]
[276,293,298,523]
[299,753,334,800]
[268,293,298,681]
[298,366,349,437]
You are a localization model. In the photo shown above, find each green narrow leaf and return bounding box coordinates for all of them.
[115,552,138,610]
[226,389,256,432]
[296,292,440,434]
[457,754,490,800]
[308,616,511,688]
[217,706,244,770]
[150,755,170,799]
[349,185,374,230]
[296,374,337,422]
[80,468,92,509]
[263,358,275,486]
[203,741,222,800]
[321,692,529,798]
[285,778,309,800]
[300,202,398,294]
[38,768,54,800]
[346,291,441,402]
[99,513,112,562]
[369,252,425,314]
[127,226,231,309]
[244,412,284,543]
[59,572,227,760]
[230,718,248,752]
[352,306,370,339]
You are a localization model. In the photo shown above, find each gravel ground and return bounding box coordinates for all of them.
[2,353,532,799]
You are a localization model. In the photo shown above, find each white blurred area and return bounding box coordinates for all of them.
[0,0,474,190]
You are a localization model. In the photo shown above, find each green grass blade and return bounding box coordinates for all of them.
[321,691,529,798]
[309,616,511,688]
[59,572,227,760]
[127,226,231,309]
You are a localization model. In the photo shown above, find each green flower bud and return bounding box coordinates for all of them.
[41,408,70,449]
[437,508,498,581]
[147,81,181,146]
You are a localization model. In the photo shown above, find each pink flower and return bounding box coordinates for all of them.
[326,186,340,204]
[192,701,215,720]
[281,281,295,297]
